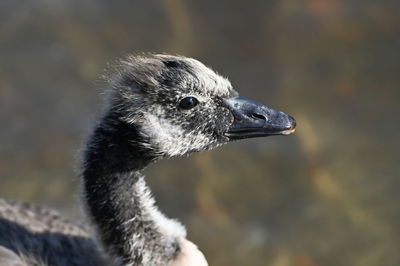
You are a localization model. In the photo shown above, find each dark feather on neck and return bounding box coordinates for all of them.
[81,112,179,265]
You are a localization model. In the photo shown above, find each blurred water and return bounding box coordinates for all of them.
[1,1,399,265]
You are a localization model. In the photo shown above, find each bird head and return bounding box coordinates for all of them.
[106,54,296,157]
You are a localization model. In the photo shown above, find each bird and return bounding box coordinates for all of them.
[0,54,296,266]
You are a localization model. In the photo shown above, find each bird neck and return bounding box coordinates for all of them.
[82,112,185,265]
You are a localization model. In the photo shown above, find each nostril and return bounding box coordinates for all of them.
[250,113,266,120]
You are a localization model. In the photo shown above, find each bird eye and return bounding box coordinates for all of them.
[179,96,199,110]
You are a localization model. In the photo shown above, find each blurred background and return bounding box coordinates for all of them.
[1,0,399,265]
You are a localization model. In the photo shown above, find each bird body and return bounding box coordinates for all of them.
[0,54,296,266]
[0,199,103,266]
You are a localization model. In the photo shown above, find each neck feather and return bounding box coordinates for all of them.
[82,112,186,265]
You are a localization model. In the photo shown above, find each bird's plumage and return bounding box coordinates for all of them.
[0,54,295,266]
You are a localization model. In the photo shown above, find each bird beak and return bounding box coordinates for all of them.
[223,96,296,140]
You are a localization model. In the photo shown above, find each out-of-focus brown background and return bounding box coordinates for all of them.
[1,1,399,265]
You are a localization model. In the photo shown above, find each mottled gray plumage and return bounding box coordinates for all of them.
[0,54,295,266]
[0,199,104,266]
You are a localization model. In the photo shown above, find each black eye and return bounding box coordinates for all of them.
[179,96,199,110]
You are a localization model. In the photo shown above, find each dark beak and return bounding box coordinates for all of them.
[223,96,296,140]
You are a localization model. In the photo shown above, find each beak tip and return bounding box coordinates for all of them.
[289,115,296,129]
[281,115,296,135]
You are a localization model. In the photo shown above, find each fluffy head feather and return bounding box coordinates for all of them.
[105,54,238,157]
